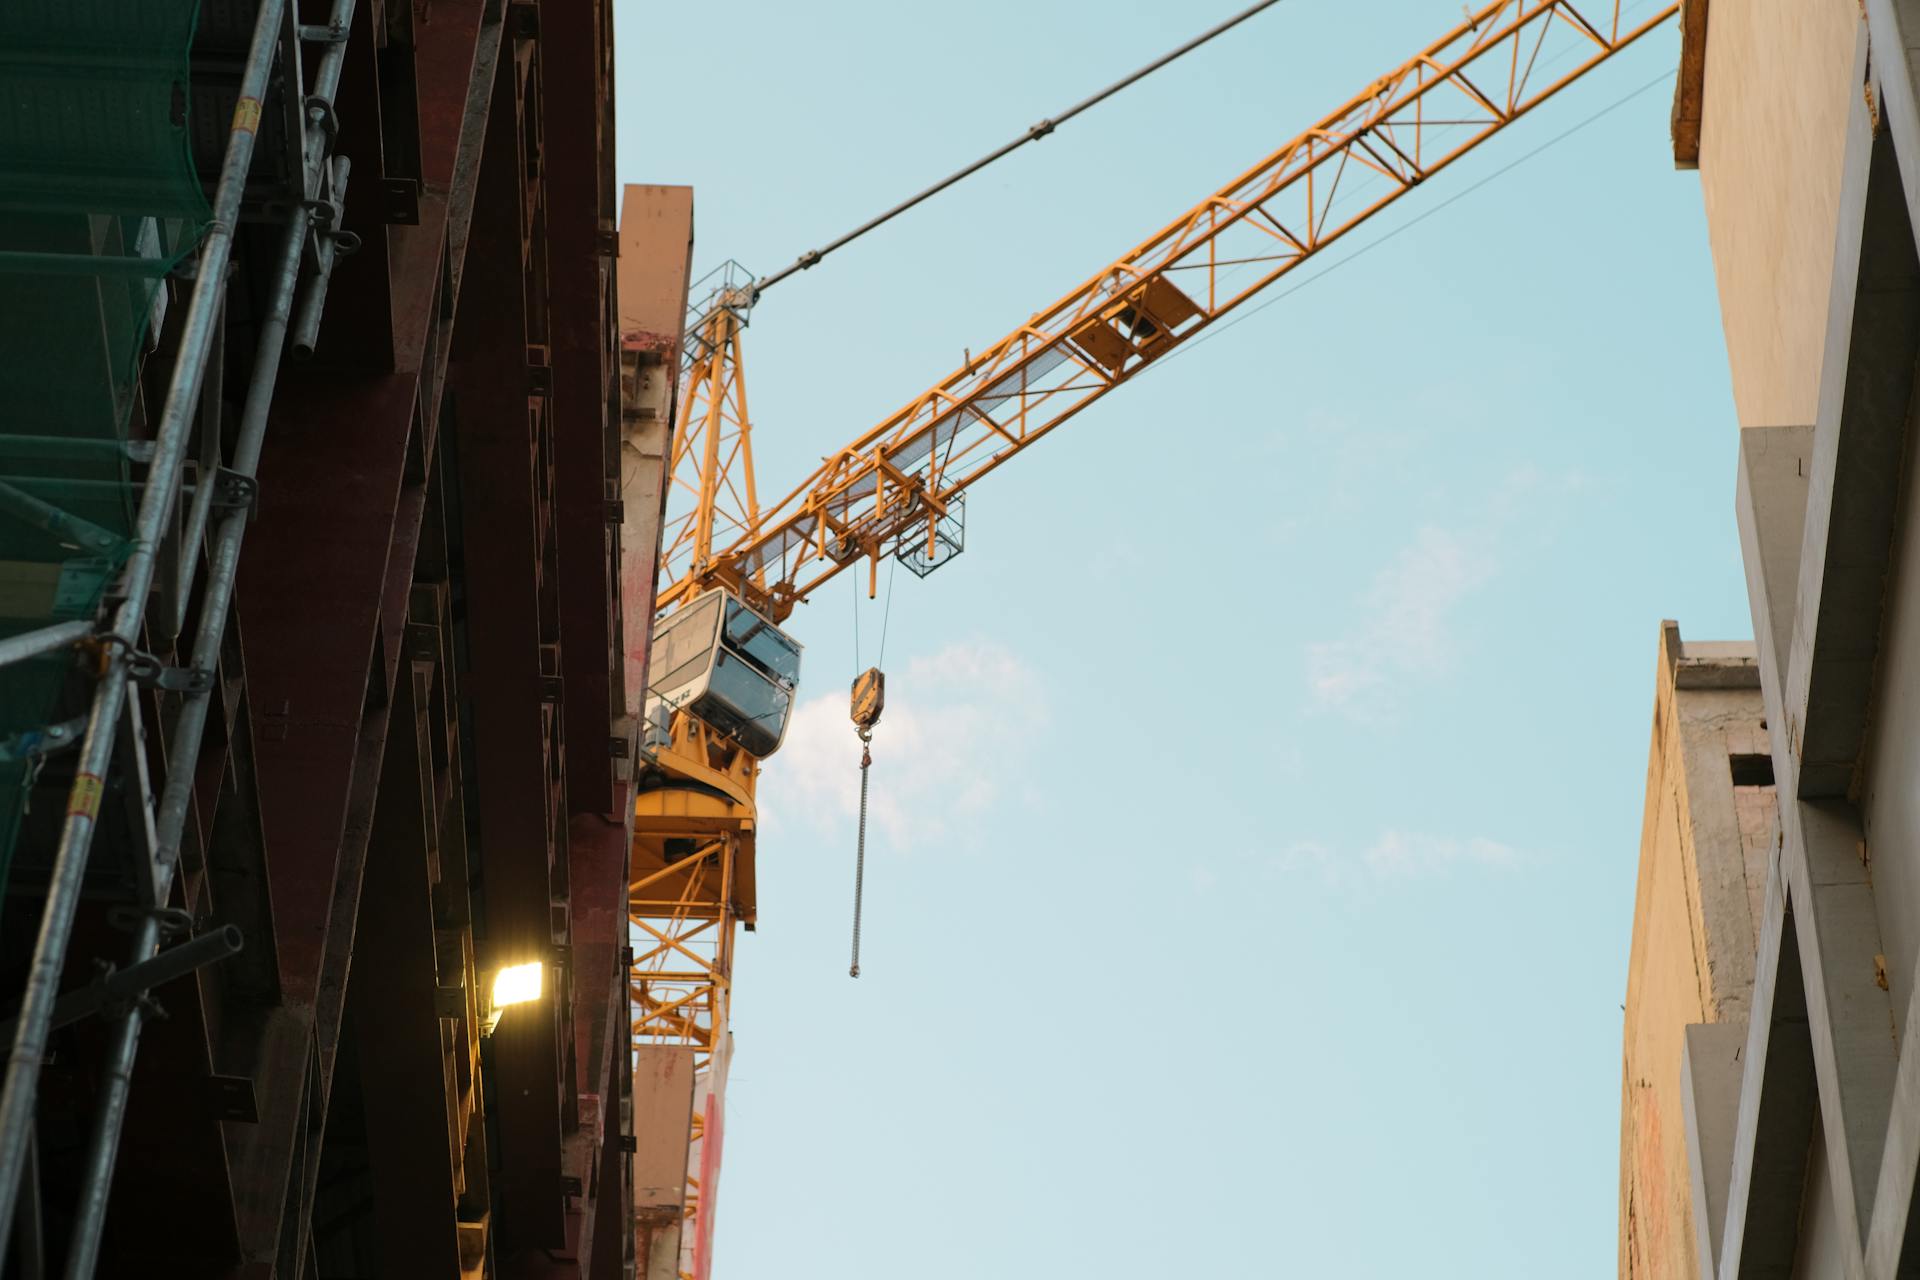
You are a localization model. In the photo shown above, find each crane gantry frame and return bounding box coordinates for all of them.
[627,4,1680,1273]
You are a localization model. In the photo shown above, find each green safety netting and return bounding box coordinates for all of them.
[0,1,211,862]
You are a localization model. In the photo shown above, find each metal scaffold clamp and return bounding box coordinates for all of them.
[208,467,259,516]
[123,648,213,695]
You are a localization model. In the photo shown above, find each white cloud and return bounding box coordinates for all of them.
[1361,829,1519,878]
[1258,829,1523,888]
[1272,839,1335,873]
[758,639,1045,850]
[1300,464,1588,719]
[1306,524,1492,716]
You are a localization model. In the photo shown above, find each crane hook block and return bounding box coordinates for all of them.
[850,667,885,733]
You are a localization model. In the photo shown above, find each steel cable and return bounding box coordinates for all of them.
[850,734,872,978]
[754,0,1290,298]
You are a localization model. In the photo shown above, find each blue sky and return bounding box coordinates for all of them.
[613,2,1745,1275]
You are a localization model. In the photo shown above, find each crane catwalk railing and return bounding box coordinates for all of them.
[655,0,1677,618]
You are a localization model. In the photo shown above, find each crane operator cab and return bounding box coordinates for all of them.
[645,588,803,758]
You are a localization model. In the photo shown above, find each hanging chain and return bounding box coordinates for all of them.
[849,730,872,978]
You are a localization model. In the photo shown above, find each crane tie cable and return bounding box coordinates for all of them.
[849,730,872,978]
[753,0,1289,299]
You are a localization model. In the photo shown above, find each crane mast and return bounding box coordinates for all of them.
[628,3,1679,1271]
[661,262,763,596]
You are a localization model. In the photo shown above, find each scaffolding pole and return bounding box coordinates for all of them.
[0,623,92,671]
[59,9,358,1266]
[0,0,292,1262]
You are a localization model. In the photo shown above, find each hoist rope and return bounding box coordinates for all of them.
[877,554,898,668]
[849,733,872,978]
[752,0,1290,299]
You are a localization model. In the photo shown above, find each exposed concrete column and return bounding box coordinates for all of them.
[1715,867,1818,1280]
[1785,91,1920,799]
[1683,1021,1747,1280]
[615,185,695,718]
[1735,426,1811,719]
[1866,970,1920,1275]
[1792,800,1900,1251]
[1717,427,1819,1279]
[1865,0,1920,244]
[632,1047,695,1280]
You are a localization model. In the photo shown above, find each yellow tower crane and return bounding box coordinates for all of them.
[626,1,1678,1269]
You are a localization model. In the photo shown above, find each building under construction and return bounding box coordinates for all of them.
[1616,3,1920,1277]
[12,0,1917,1277]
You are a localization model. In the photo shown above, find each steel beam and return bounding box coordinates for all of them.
[350,661,464,1277]
[544,0,618,817]
[217,0,448,1259]
[446,23,567,1252]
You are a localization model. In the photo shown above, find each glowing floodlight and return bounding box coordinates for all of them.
[492,961,544,1010]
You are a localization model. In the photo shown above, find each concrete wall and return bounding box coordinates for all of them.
[1654,4,1920,1273]
[1695,1,1860,429]
[1860,432,1920,1045]
[617,184,693,715]
[617,185,696,355]
[1793,1110,1849,1276]
[633,1046,696,1280]
[1619,624,1772,1280]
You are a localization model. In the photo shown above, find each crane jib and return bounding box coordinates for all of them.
[657,0,1681,619]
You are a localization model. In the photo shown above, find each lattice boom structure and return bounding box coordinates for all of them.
[655,0,1678,621]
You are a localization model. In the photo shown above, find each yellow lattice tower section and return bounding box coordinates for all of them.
[628,822,744,1064]
[631,710,755,1280]
[631,260,765,1064]
[658,263,761,599]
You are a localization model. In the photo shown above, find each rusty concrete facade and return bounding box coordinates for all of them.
[1618,623,1775,1280]
[1627,3,1920,1276]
